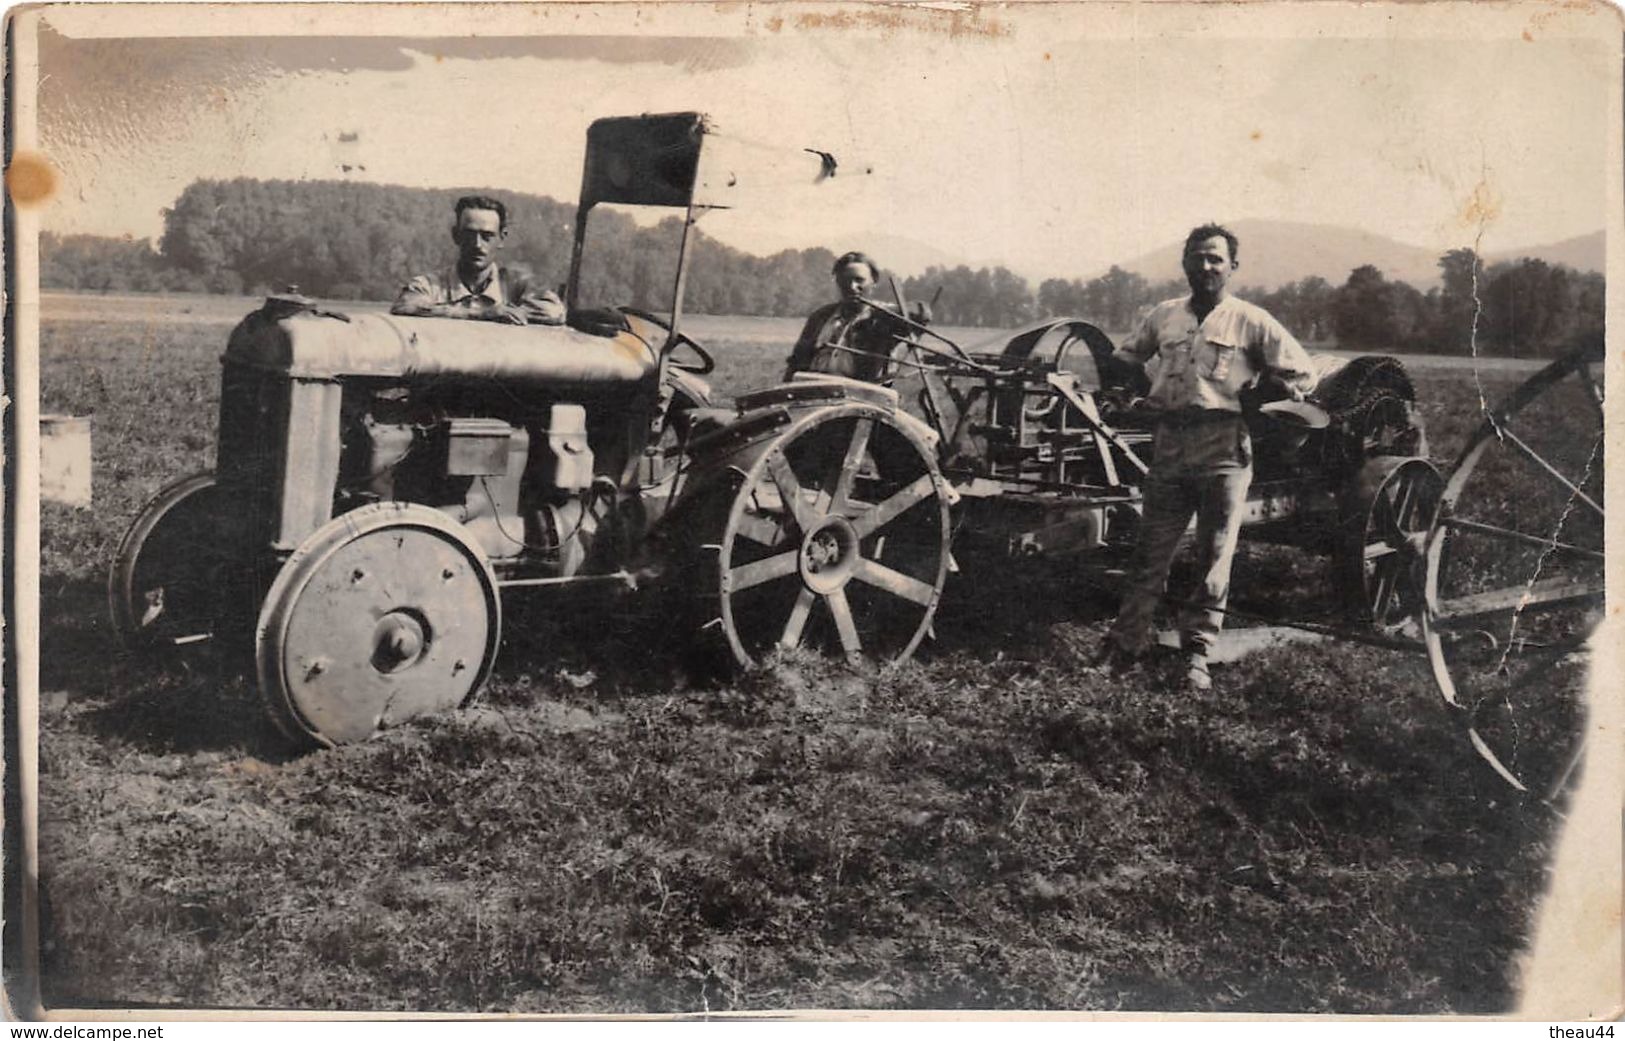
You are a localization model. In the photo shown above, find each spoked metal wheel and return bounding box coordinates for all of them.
[1353,392,1429,460]
[256,503,502,747]
[690,403,952,669]
[108,471,237,649]
[1421,342,1605,796]
[1343,456,1444,631]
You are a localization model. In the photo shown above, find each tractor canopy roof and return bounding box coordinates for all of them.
[579,112,722,213]
[579,111,834,212]
[568,112,859,322]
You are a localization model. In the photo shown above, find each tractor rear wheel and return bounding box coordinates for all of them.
[685,403,952,671]
[255,503,502,747]
[108,471,236,650]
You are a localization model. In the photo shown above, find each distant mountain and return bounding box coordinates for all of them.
[1485,230,1605,275]
[1103,220,1605,291]
[1108,220,1443,290]
[856,233,976,282]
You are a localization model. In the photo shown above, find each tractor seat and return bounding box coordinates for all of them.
[670,405,735,441]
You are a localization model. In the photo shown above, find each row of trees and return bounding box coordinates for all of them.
[914,254,1602,357]
[43,177,1603,357]
[1348,249,1606,357]
[40,233,188,294]
[62,178,875,318]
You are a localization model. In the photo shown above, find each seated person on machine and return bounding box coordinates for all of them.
[783,251,928,384]
[393,195,565,326]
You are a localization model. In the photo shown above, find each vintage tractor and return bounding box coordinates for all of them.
[112,110,1595,786]
[109,112,958,746]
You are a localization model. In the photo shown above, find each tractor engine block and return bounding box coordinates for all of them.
[341,391,601,575]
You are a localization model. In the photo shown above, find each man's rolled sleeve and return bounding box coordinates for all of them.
[392,275,440,315]
[1257,315,1317,395]
[1113,307,1161,367]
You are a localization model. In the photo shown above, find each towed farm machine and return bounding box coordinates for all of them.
[111,113,1604,793]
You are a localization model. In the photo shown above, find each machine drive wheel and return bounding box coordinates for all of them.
[1339,456,1443,632]
[255,503,502,747]
[108,471,235,649]
[1351,392,1428,461]
[1421,342,1604,797]
[687,404,952,670]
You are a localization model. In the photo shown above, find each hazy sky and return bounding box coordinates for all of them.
[30,3,1617,280]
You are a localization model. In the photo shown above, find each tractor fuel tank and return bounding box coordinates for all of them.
[225,302,658,386]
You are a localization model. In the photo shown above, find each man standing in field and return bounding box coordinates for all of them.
[393,195,566,326]
[1101,224,1317,691]
[784,251,923,383]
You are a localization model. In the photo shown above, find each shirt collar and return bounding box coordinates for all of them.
[1184,293,1239,325]
[452,265,503,305]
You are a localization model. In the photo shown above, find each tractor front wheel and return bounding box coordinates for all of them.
[255,503,502,747]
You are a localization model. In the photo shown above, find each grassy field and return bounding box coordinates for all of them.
[33,295,1590,1014]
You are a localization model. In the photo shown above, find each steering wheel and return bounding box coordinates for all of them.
[665,331,715,375]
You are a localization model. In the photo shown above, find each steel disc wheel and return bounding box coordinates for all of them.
[1421,343,1604,795]
[1344,457,1443,631]
[702,405,951,668]
[108,471,235,648]
[256,503,501,747]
